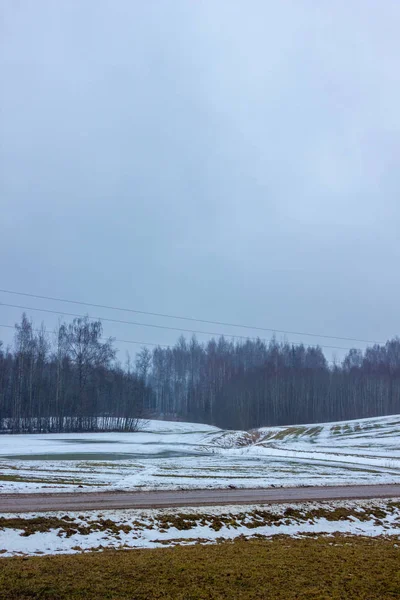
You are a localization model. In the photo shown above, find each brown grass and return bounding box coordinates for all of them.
[0,474,95,485]
[0,535,399,599]
[1,501,399,538]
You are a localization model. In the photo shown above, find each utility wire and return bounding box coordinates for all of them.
[0,288,383,345]
[0,303,365,352]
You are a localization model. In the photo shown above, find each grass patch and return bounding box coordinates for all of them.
[304,426,323,437]
[76,462,140,469]
[0,474,74,485]
[0,474,102,486]
[2,503,398,537]
[0,516,134,537]
[155,473,261,479]
[0,536,399,599]
[271,426,306,440]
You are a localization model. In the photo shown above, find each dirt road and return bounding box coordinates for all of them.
[0,484,399,513]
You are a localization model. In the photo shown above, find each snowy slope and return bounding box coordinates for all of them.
[0,415,399,493]
[210,414,400,468]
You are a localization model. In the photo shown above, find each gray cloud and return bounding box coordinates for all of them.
[1,0,399,359]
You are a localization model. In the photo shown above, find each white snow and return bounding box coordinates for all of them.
[1,498,399,557]
[0,415,399,493]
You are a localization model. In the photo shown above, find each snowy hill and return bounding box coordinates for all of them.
[0,415,399,493]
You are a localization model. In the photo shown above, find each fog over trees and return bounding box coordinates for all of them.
[0,314,399,433]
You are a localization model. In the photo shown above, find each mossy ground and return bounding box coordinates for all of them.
[0,535,399,599]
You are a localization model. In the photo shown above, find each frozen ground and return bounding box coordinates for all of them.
[0,414,399,493]
[0,498,399,557]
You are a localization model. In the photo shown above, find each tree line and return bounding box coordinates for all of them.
[0,313,399,433]
[144,334,400,429]
[0,314,151,433]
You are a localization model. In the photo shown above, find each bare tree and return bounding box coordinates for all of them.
[1,313,399,434]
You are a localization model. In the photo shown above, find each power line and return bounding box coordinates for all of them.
[0,303,364,352]
[0,288,383,345]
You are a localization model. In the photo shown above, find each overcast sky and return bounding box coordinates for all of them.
[1,0,399,362]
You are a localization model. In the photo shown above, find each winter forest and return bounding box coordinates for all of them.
[0,313,399,433]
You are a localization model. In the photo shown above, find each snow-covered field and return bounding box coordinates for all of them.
[0,414,399,493]
[1,498,399,557]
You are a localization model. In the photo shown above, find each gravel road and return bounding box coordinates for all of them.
[0,484,399,513]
